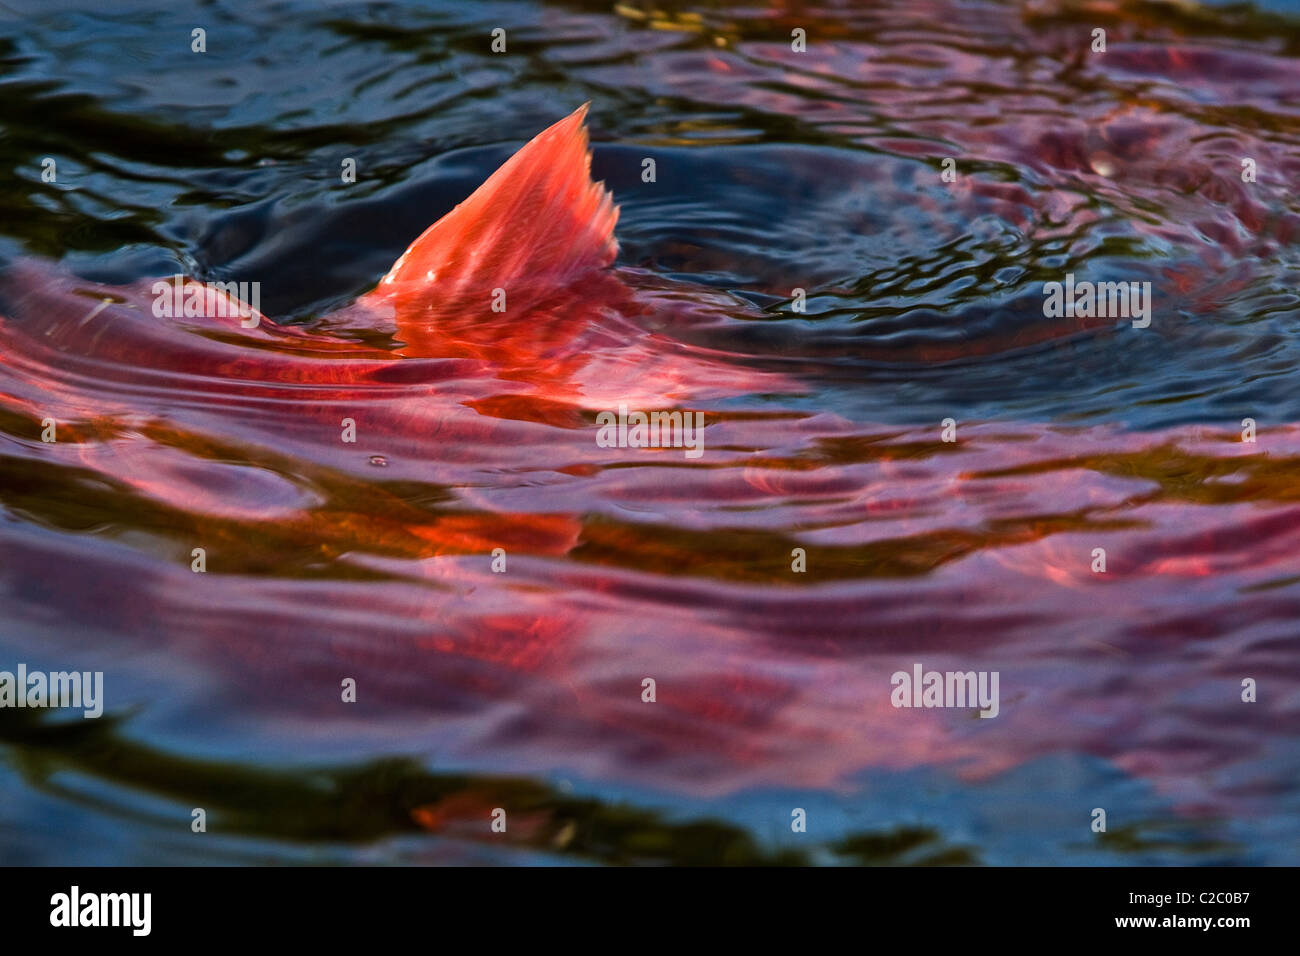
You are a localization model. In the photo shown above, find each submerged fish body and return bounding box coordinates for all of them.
[0,105,1297,817]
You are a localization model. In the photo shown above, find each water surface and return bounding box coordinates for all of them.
[1,0,1299,865]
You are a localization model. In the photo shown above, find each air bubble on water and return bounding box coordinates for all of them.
[1088,154,1115,178]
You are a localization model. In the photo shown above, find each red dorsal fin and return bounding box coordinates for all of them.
[365,104,618,312]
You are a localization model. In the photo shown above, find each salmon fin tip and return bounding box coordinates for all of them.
[368,105,619,307]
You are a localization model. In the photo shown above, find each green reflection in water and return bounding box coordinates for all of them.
[1,708,979,866]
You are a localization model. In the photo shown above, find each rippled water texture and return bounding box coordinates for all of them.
[1,0,1299,865]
